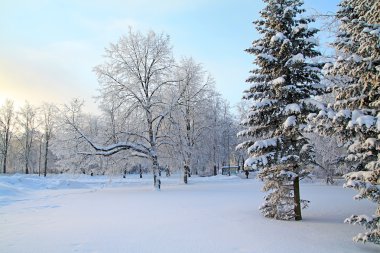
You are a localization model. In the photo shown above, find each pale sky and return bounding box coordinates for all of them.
[0,0,339,113]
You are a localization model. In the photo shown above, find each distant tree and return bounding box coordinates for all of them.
[306,133,346,184]
[17,101,38,174]
[238,0,324,220]
[210,92,224,176]
[310,0,380,244]
[0,100,15,174]
[56,98,93,174]
[40,103,57,177]
[172,57,213,183]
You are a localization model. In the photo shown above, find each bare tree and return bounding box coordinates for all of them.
[0,100,15,173]
[210,92,223,175]
[173,57,214,183]
[307,133,347,184]
[68,29,178,186]
[40,103,57,177]
[54,98,88,174]
[17,101,38,174]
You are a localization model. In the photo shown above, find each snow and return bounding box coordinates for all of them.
[271,76,285,85]
[370,27,380,36]
[348,140,361,153]
[258,53,277,62]
[293,24,308,34]
[279,170,298,180]
[347,110,376,128]
[270,32,287,43]
[280,155,300,163]
[355,116,376,128]
[284,115,297,128]
[245,152,275,167]
[336,109,351,119]
[249,137,279,153]
[302,98,326,111]
[284,103,301,114]
[0,174,378,253]
[252,98,277,108]
[286,53,305,66]
[305,37,319,46]
[363,138,377,149]
[344,171,377,183]
[348,54,363,63]
[291,53,305,62]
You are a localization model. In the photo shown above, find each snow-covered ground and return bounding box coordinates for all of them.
[0,173,378,253]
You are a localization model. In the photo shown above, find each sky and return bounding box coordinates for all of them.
[0,0,339,113]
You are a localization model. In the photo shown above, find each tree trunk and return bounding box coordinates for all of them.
[184,164,189,184]
[294,176,302,221]
[2,128,10,174]
[44,137,49,177]
[2,153,7,174]
[38,137,42,176]
[213,165,217,176]
[152,156,159,187]
[25,130,29,174]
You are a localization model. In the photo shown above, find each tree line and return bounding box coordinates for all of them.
[0,30,241,185]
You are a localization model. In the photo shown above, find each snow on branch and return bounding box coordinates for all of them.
[63,112,151,157]
[248,137,281,153]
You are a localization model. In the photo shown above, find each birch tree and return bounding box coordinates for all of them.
[173,57,214,183]
[0,100,15,174]
[40,103,57,177]
[17,101,38,174]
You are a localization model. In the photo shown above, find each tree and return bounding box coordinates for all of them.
[17,101,38,174]
[76,29,177,186]
[0,100,15,174]
[306,133,346,184]
[310,0,380,244]
[238,0,324,220]
[172,57,214,183]
[40,103,57,177]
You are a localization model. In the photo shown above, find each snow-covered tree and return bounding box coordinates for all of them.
[17,101,38,174]
[40,103,58,177]
[171,57,214,183]
[306,133,347,183]
[238,0,324,220]
[310,0,380,244]
[70,29,178,186]
[0,100,15,174]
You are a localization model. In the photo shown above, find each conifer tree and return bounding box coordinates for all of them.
[238,0,324,220]
[312,0,380,244]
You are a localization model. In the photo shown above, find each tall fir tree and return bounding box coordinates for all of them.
[312,0,380,244]
[237,0,324,220]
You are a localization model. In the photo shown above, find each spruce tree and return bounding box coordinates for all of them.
[313,0,380,244]
[238,0,324,220]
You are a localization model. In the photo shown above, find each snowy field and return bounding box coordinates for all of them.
[0,173,378,253]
